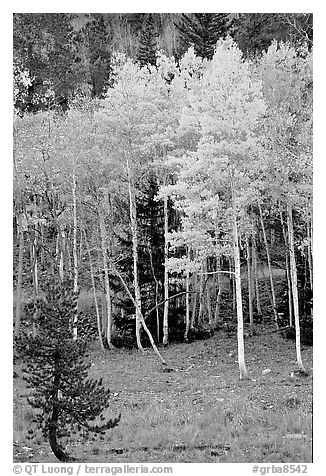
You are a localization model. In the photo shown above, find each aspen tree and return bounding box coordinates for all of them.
[258,202,279,328]
[287,204,305,372]
[162,39,266,379]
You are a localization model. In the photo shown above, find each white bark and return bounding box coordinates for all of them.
[72,172,78,339]
[287,205,305,372]
[163,193,169,345]
[147,242,160,342]
[190,272,197,329]
[206,282,213,329]
[229,257,236,312]
[197,265,205,327]
[126,160,144,352]
[231,180,248,380]
[246,235,254,333]
[280,209,293,327]
[14,213,24,337]
[258,202,279,328]
[99,209,115,350]
[113,266,166,364]
[57,228,64,281]
[30,228,38,337]
[184,248,191,341]
[214,257,222,326]
[252,237,261,315]
[83,229,105,350]
[307,221,313,289]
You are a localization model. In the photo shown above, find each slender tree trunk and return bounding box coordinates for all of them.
[287,205,305,372]
[206,282,213,329]
[197,266,205,327]
[40,223,46,271]
[214,257,222,326]
[184,248,191,341]
[286,260,294,327]
[147,242,160,342]
[113,266,166,364]
[126,160,144,352]
[231,180,248,380]
[246,235,254,333]
[30,227,38,337]
[190,272,197,329]
[14,213,24,337]
[84,230,104,351]
[66,226,72,278]
[229,257,236,313]
[56,226,65,281]
[72,173,78,339]
[260,263,274,311]
[258,202,278,328]
[203,259,213,329]
[97,250,107,339]
[280,209,293,327]
[252,237,261,315]
[307,221,313,289]
[99,210,115,350]
[162,193,169,345]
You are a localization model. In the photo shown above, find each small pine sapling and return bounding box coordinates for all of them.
[15,278,121,462]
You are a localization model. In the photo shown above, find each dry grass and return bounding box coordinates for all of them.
[13,324,313,463]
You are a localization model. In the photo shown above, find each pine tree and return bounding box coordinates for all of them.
[78,14,112,98]
[15,277,121,462]
[137,14,158,67]
[233,13,313,57]
[176,13,230,59]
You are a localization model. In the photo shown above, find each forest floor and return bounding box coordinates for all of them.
[13,324,313,464]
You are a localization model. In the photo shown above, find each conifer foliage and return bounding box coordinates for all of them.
[15,278,121,462]
[176,13,230,59]
[137,14,158,67]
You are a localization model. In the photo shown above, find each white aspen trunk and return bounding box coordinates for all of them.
[40,223,46,271]
[229,257,236,313]
[99,210,115,350]
[147,242,160,342]
[184,248,190,341]
[190,272,197,329]
[162,193,169,345]
[252,237,261,315]
[258,202,279,328]
[126,160,144,352]
[84,230,105,350]
[206,285,213,329]
[286,260,294,327]
[214,256,222,326]
[97,250,107,339]
[113,266,166,364]
[231,180,248,380]
[72,172,78,340]
[246,235,254,333]
[280,209,293,327]
[204,259,213,329]
[14,213,24,337]
[66,226,72,278]
[307,222,313,289]
[198,266,205,327]
[30,228,38,337]
[140,318,166,364]
[57,226,65,281]
[287,205,305,372]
